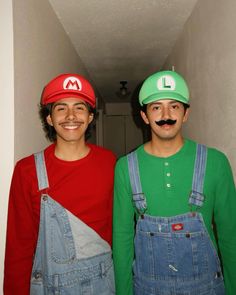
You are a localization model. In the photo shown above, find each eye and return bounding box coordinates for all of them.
[75,104,87,111]
[55,106,66,111]
[171,104,179,110]
[152,105,161,111]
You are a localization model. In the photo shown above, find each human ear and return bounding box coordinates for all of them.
[183,107,190,123]
[46,115,53,126]
[88,113,94,124]
[140,110,150,125]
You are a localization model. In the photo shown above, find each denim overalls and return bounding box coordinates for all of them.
[30,151,115,295]
[127,144,225,295]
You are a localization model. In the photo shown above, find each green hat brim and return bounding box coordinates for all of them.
[141,92,189,106]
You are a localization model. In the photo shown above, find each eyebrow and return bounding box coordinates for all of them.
[150,101,180,106]
[53,101,87,108]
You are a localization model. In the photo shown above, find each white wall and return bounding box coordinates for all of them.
[13,0,91,162]
[0,0,14,290]
[164,0,236,178]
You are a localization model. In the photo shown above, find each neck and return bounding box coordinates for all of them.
[54,140,90,161]
[144,136,184,158]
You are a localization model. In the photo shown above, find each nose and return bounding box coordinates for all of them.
[66,107,76,120]
[162,105,171,120]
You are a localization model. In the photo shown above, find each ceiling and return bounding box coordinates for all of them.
[49,0,198,103]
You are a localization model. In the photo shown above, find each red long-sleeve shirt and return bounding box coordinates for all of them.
[4,143,116,295]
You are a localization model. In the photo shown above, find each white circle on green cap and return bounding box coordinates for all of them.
[157,75,176,91]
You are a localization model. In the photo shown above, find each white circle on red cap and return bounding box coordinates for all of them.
[63,77,82,91]
[157,75,176,91]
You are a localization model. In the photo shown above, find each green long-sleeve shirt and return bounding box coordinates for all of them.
[113,139,236,295]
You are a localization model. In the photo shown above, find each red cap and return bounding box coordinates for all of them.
[41,73,96,108]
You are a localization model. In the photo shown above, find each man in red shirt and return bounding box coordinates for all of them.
[4,74,116,294]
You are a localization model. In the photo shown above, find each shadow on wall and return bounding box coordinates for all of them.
[130,81,151,144]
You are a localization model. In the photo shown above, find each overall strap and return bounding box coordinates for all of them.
[127,151,147,214]
[189,144,207,208]
[34,151,49,191]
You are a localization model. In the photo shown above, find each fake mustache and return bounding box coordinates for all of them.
[155,119,177,126]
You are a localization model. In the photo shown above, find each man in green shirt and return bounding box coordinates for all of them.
[113,70,236,295]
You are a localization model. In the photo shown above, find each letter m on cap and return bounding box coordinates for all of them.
[63,77,82,91]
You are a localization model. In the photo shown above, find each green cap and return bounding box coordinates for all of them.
[139,70,190,106]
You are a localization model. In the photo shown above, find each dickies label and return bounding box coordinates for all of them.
[171,223,184,231]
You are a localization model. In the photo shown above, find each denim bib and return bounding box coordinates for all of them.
[127,144,225,295]
[30,151,115,295]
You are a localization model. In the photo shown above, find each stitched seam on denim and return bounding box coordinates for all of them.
[34,151,49,190]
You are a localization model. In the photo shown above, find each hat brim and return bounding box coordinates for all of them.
[141,92,189,106]
[42,91,96,108]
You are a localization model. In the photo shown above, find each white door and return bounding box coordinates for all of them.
[103,115,144,158]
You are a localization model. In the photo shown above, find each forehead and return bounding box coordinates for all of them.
[53,97,87,105]
[149,99,181,105]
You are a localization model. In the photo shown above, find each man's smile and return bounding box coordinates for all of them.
[59,122,84,129]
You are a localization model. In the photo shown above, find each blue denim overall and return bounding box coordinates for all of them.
[127,144,225,295]
[30,151,115,295]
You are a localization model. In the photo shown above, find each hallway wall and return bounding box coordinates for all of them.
[13,0,90,162]
[163,0,236,178]
[0,0,14,290]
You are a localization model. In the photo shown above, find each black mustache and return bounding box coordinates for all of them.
[155,119,177,126]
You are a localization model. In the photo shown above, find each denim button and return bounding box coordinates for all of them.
[42,195,48,201]
[34,271,42,279]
